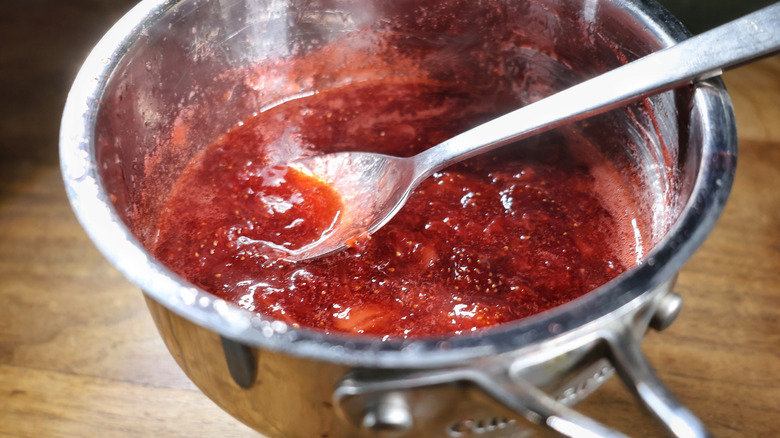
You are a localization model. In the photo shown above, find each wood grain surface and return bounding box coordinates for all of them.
[1,2,778,437]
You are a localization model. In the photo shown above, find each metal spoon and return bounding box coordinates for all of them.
[287,3,780,261]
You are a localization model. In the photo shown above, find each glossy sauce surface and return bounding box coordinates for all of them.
[152,81,634,337]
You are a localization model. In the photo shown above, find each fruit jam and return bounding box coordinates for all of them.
[151,77,644,338]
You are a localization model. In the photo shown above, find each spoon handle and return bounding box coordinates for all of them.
[415,2,780,176]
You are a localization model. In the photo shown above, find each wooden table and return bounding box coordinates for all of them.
[1,2,778,436]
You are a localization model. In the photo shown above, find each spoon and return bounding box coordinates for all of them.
[287,3,780,261]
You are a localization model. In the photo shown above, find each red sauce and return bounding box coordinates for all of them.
[152,81,633,338]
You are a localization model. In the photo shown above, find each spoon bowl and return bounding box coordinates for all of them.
[288,152,418,259]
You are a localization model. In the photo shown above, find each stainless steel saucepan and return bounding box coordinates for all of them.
[60,0,739,436]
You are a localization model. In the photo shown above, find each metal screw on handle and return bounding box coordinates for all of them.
[361,392,414,434]
[649,292,684,331]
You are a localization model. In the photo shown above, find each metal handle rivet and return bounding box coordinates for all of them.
[649,292,684,332]
[361,392,413,434]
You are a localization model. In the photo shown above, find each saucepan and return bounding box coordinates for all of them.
[60,0,737,436]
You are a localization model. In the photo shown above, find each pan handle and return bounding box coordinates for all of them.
[471,325,712,437]
[468,366,631,437]
[601,326,712,438]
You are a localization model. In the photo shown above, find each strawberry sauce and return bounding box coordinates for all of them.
[152,81,635,338]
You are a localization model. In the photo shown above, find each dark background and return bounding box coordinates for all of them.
[1,0,137,165]
[659,0,776,34]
